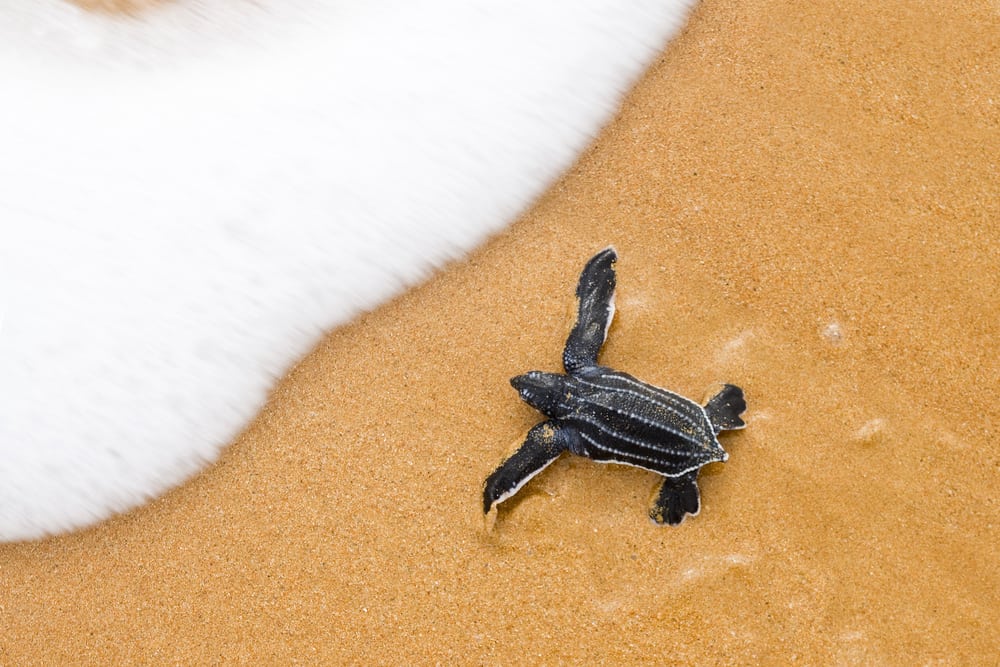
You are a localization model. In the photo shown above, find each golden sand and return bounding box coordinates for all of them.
[71,0,164,14]
[4,0,998,662]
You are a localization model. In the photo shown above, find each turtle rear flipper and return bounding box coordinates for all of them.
[563,247,617,373]
[649,471,700,526]
[704,384,746,434]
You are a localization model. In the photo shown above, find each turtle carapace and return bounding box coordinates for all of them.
[483,247,746,526]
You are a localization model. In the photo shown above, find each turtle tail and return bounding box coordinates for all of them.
[704,384,746,433]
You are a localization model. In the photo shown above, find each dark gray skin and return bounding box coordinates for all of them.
[483,247,746,525]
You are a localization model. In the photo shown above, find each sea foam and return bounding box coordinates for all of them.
[0,0,693,540]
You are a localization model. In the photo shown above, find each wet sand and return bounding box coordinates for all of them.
[3,0,998,662]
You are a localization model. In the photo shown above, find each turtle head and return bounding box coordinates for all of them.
[510,371,570,418]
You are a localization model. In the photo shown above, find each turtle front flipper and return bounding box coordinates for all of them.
[563,247,618,373]
[483,420,575,514]
[649,471,701,526]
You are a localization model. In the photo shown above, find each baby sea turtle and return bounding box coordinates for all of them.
[483,247,746,525]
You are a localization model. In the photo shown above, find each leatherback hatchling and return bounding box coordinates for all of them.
[483,247,746,525]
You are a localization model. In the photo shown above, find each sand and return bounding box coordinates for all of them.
[72,0,162,13]
[2,0,998,663]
